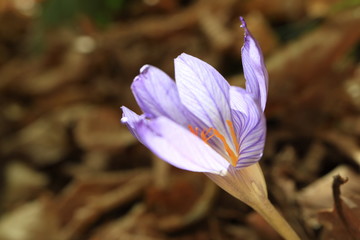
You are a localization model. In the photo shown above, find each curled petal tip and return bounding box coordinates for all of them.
[133,75,141,83]
[121,116,128,123]
[120,106,136,124]
[175,52,190,62]
[139,64,150,74]
[239,16,246,28]
[238,17,268,111]
[132,65,153,89]
[133,65,150,85]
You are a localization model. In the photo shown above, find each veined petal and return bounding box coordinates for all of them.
[240,17,268,112]
[229,87,261,142]
[229,86,266,168]
[131,65,190,125]
[135,116,230,175]
[175,53,233,143]
[236,116,266,168]
[205,163,267,208]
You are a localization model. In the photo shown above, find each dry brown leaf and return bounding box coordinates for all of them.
[305,0,344,17]
[1,115,69,165]
[344,65,360,110]
[321,131,360,167]
[157,179,217,232]
[90,204,166,240]
[0,198,59,240]
[224,225,259,240]
[3,161,48,208]
[244,0,305,20]
[266,7,360,119]
[318,175,360,240]
[297,165,360,228]
[74,107,136,152]
[55,169,152,240]
[246,211,281,240]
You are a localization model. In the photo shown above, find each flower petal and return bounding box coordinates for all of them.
[229,87,261,140]
[240,17,268,112]
[131,65,190,125]
[175,53,232,142]
[229,86,266,168]
[121,106,144,139]
[236,116,266,167]
[135,116,230,175]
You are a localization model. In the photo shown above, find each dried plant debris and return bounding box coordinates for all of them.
[0,198,59,240]
[318,175,360,240]
[1,114,70,165]
[297,166,360,229]
[265,6,360,121]
[74,107,136,152]
[90,203,166,240]
[0,0,360,239]
[2,161,48,209]
[55,169,152,240]
[321,131,360,167]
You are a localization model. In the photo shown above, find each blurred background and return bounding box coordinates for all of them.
[0,0,359,239]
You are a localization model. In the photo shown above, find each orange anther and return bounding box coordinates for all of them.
[188,125,199,135]
[188,121,239,167]
[212,128,238,167]
[201,128,215,143]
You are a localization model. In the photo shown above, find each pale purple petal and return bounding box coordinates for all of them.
[121,106,145,140]
[135,116,230,175]
[229,87,261,141]
[229,86,266,168]
[240,17,268,112]
[131,65,190,125]
[175,53,233,143]
[236,116,266,167]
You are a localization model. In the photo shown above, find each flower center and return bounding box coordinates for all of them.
[188,120,240,167]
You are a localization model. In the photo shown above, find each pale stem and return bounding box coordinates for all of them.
[251,199,301,240]
[200,163,300,239]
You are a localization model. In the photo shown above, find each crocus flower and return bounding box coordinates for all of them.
[121,17,267,176]
[121,17,300,240]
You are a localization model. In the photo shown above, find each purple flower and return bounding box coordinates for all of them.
[121,17,268,176]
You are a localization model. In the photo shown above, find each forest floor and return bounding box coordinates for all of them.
[0,0,359,239]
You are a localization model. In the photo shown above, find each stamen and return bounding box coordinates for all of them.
[188,125,199,135]
[226,120,240,152]
[212,128,238,167]
[188,122,239,167]
[201,128,214,143]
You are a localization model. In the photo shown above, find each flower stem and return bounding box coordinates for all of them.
[252,199,301,240]
[205,164,301,239]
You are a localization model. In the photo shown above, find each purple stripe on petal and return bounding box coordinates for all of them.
[240,151,264,160]
[236,120,266,168]
[135,116,230,175]
[235,160,259,168]
[131,65,190,126]
[229,86,266,168]
[240,17,269,112]
[230,86,262,144]
[175,53,233,144]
